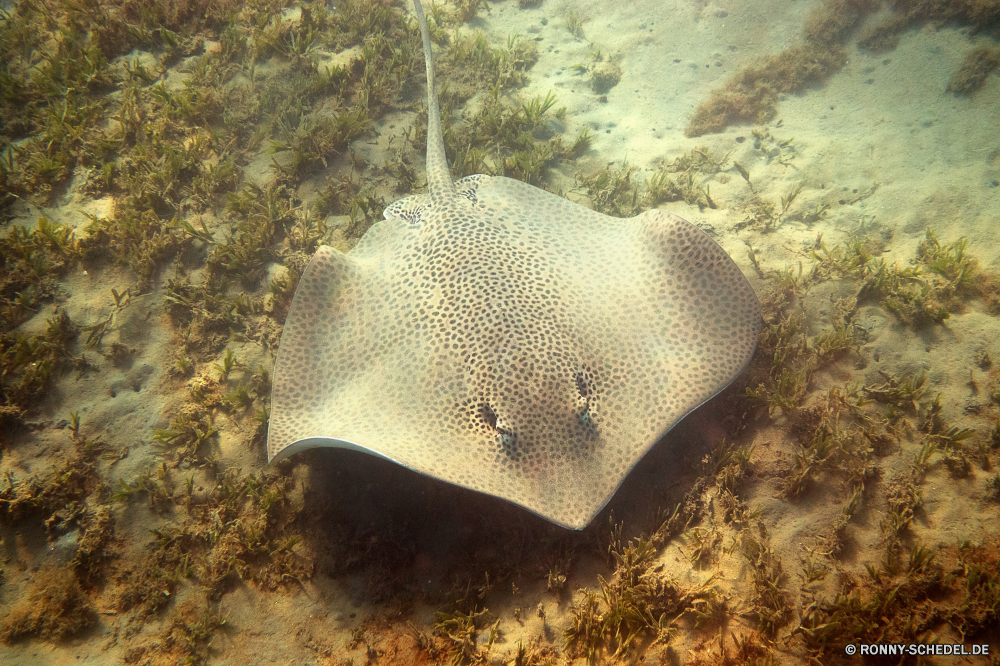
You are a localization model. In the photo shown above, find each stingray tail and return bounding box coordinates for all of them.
[412,0,456,205]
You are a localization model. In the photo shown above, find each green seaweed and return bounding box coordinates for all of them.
[0,218,82,330]
[0,309,84,421]
[441,85,574,187]
[444,32,538,92]
[917,227,978,292]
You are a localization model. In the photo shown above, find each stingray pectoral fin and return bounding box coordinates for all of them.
[270,436,402,466]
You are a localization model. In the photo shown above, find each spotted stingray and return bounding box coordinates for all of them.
[267,0,762,529]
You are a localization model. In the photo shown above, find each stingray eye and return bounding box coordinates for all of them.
[481,403,518,454]
[481,403,498,430]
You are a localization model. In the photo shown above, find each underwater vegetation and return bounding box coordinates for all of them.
[1,565,96,642]
[0,0,592,656]
[0,0,431,655]
[813,227,1000,326]
[0,304,86,431]
[1,0,999,663]
[578,145,729,218]
[1,0,476,428]
[696,228,1000,663]
[686,0,876,136]
[432,32,589,185]
[947,45,1000,94]
[687,0,1000,135]
[441,85,588,185]
[0,218,82,330]
[859,0,1000,52]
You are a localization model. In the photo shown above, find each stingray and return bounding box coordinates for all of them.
[267,0,762,529]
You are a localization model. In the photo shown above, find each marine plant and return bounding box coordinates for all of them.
[442,31,538,93]
[580,162,641,217]
[565,9,586,40]
[441,84,578,187]
[917,227,978,292]
[564,517,718,662]
[809,228,999,331]
[0,308,85,425]
[689,0,1000,135]
[0,449,99,527]
[153,408,219,462]
[947,46,1000,94]
[0,218,81,331]
[1,0,997,662]
[0,565,96,643]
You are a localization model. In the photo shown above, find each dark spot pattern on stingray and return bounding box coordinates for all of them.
[267,0,763,529]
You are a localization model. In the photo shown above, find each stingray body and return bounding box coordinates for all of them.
[267,0,762,529]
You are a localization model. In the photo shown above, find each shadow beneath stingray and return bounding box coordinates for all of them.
[289,383,745,606]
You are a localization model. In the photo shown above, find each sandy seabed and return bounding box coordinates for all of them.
[2,0,1000,664]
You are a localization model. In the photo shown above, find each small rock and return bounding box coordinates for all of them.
[590,61,622,95]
